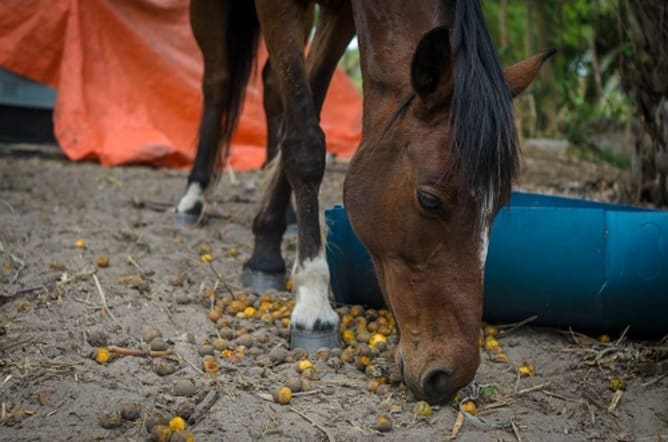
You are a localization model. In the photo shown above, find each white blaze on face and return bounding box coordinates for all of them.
[176,182,204,213]
[479,189,494,271]
[290,251,339,330]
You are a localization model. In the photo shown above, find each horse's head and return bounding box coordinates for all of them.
[344,26,553,404]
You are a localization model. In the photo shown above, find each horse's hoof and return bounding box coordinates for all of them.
[241,268,285,293]
[175,210,201,225]
[290,326,340,352]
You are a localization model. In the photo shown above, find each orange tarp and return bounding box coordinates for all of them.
[0,0,362,170]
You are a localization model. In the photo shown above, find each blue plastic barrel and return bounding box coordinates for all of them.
[325,192,668,338]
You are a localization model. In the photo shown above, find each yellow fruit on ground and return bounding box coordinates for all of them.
[227,248,239,257]
[495,352,509,363]
[368,333,387,347]
[609,377,627,391]
[461,400,477,414]
[208,309,221,322]
[243,306,257,318]
[375,415,393,432]
[273,386,292,405]
[74,239,87,249]
[484,336,500,353]
[341,329,355,343]
[598,334,611,343]
[517,363,535,376]
[202,357,220,374]
[484,325,499,337]
[296,359,314,373]
[95,347,111,364]
[169,416,187,431]
[96,256,110,268]
[413,401,432,416]
[200,254,213,263]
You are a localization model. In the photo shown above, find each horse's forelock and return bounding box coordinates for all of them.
[449,0,518,211]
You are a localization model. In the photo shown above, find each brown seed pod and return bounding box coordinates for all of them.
[149,424,172,442]
[327,356,343,370]
[212,338,229,351]
[118,402,142,420]
[150,338,169,352]
[365,364,383,378]
[285,376,303,393]
[340,348,355,364]
[169,431,196,442]
[350,305,363,317]
[173,379,197,397]
[145,414,169,433]
[175,401,196,421]
[153,359,178,377]
[301,367,320,381]
[315,347,331,361]
[197,344,214,357]
[375,415,393,432]
[142,327,162,343]
[290,347,309,361]
[95,256,110,268]
[219,327,234,340]
[98,410,123,429]
[268,347,288,364]
[235,334,254,348]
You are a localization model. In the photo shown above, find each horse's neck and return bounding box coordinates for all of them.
[352,1,450,134]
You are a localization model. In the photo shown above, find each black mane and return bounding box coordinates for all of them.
[449,0,518,208]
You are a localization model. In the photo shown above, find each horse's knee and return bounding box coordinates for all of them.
[282,125,327,185]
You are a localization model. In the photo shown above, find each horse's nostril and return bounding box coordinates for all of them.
[421,368,452,403]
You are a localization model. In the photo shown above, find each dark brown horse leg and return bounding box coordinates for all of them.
[262,58,298,231]
[246,0,354,350]
[175,1,228,224]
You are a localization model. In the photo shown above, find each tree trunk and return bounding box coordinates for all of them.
[618,0,668,205]
[499,0,508,50]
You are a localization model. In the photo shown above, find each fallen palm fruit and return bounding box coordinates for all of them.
[95,347,111,364]
[96,256,110,267]
[168,416,187,432]
[609,377,627,391]
[484,325,499,337]
[150,424,172,442]
[368,333,387,347]
[484,336,501,353]
[375,415,393,432]
[200,254,213,263]
[517,363,535,376]
[461,400,477,415]
[413,401,432,416]
[295,359,314,373]
[598,334,611,343]
[74,239,87,249]
[273,386,292,405]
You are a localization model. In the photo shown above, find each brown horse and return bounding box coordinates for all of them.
[176,0,553,404]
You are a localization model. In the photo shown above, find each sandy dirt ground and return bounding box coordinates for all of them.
[1,144,667,441]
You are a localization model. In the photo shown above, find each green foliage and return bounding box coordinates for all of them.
[483,0,631,157]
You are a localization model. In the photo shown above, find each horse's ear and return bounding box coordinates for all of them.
[411,26,452,98]
[505,49,557,98]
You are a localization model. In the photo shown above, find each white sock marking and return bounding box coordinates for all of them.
[177,182,203,213]
[290,251,339,330]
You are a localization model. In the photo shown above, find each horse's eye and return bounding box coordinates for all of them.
[417,191,443,213]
